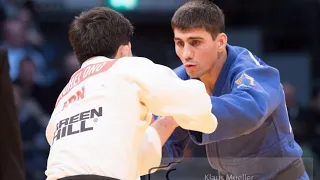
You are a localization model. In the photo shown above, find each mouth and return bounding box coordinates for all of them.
[184,63,196,69]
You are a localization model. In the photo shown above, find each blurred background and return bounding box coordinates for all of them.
[0,0,320,179]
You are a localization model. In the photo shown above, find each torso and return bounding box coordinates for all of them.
[45,57,151,180]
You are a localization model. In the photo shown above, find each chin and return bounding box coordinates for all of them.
[186,72,200,79]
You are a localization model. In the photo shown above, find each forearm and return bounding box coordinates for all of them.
[197,91,279,143]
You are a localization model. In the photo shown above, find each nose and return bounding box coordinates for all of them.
[182,45,193,60]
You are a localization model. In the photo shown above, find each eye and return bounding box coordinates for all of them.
[176,41,184,47]
[190,40,200,46]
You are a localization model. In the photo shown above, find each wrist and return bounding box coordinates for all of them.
[166,116,179,129]
[157,116,179,129]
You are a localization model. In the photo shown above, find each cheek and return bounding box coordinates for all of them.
[175,47,182,58]
[201,60,214,72]
[196,49,216,67]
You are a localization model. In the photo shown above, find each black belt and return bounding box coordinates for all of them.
[58,175,120,180]
[219,157,306,180]
[272,158,306,180]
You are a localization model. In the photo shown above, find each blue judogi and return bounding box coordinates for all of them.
[160,45,309,179]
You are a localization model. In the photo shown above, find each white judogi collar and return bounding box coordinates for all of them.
[81,56,114,68]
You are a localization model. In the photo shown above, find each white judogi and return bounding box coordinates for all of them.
[45,56,217,180]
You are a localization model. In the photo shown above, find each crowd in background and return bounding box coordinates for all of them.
[0,2,80,179]
[1,1,320,180]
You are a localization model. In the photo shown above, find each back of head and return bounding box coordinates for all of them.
[171,0,225,39]
[68,7,134,65]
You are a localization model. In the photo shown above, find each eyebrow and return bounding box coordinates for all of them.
[174,36,204,41]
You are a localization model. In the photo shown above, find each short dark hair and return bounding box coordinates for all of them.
[171,0,225,39]
[69,7,134,65]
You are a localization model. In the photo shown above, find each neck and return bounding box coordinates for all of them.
[200,48,227,94]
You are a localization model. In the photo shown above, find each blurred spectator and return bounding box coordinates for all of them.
[293,87,320,144]
[283,82,301,120]
[1,18,47,84]
[16,4,44,47]
[14,58,38,95]
[282,82,307,141]
[12,84,48,138]
[283,82,310,140]
[18,1,59,83]
[13,84,49,180]
[13,58,47,102]
[13,57,58,120]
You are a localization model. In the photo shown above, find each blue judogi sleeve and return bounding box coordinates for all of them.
[204,65,283,142]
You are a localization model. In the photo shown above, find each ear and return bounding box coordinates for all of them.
[216,33,227,53]
[126,42,133,56]
[115,42,132,59]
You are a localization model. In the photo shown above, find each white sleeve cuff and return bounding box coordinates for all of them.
[138,126,162,175]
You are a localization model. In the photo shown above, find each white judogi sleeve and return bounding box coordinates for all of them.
[137,126,162,175]
[118,57,218,175]
[121,57,218,134]
[46,111,57,146]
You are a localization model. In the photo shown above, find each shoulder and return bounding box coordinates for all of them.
[230,45,265,69]
[112,56,157,73]
[226,46,280,87]
[116,56,177,78]
[229,46,279,76]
